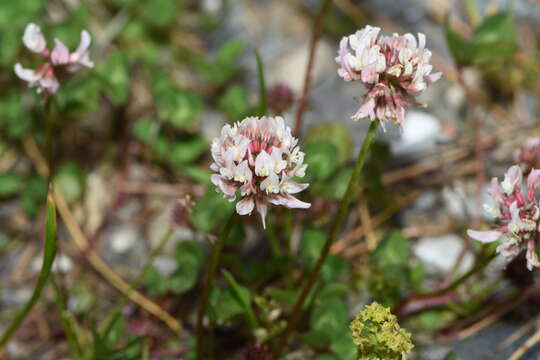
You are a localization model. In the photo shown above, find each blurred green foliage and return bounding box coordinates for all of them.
[445,12,517,66]
[143,240,204,296]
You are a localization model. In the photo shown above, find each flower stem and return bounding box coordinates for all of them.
[196,214,236,360]
[275,119,380,356]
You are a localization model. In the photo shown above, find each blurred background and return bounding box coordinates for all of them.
[1,0,540,359]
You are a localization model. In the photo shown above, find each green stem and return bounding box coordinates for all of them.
[44,99,56,183]
[51,275,83,360]
[266,219,281,258]
[0,193,57,347]
[411,251,497,300]
[196,214,236,360]
[275,120,380,356]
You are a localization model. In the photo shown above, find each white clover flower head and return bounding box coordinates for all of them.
[468,165,540,270]
[336,26,441,129]
[210,116,310,228]
[15,23,93,96]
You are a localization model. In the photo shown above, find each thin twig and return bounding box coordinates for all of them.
[53,186,182,333]
[358,200,377,250]
[500,313,540,350]
[509,327,540,360]
[331,190,420,255]
[293,0,333,137]
[444,285,538,343]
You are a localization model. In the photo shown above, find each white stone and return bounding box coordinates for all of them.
[153,256,178,277]
[31,253,73,273]
[271,40,335,94]
[413,234,474,274]
[390,111,442,157]
[110,225,138,253]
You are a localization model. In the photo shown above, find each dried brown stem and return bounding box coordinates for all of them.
[293,0,333,137]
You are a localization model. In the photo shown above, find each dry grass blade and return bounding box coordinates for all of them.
[22,135,182,333]
[509,329,540,360]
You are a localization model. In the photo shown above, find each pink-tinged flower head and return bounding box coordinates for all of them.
[210,116,310,228]
[336,26,441,129]
[15,23,93,96]
[468,165,540,270]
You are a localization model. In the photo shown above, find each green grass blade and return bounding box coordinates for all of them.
[0,192,58,347]
[222,270,259,329]
[51,276,83,359]
[255,50,267,116]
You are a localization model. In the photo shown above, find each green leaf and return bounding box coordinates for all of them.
[444,20,475,66]
[218,85,250,121]
[169,241,204,294]
[21,176,48,216]
[300,228,326,267]
[471,41,518,64]
[372,231,410,267]
[189,190,234,233]
[49,6,90,48]
[181,165,211,184]
[0,193,57,346]
[415,309,445,330]
[98,51,130,105]
[133,118,157,144]
[222,270,259,328]
[142,267,168,296]
[330,331,357,360]
[136,0,180,27]
[304,141,339,182]
[216,40,245,67]
[209,287,244,323]
[170,135,207,166]
[193,40,245,86]
[321,255,349,283]
[473,12,514,44]
[153,135,172,161]
[305,123,353,164]
[0,173,24,197]
[255,50,267,115]
[265,287,298,306]
[0,29,20,65]
[0,92,31,138]
[310,298,348,341]
[313,167,353,201]
[317,283,348,301]
[55,76,101,115]
[444,352,457,360]
[0,1,44,25]
[155,89,202,129]
[54,163,85,204]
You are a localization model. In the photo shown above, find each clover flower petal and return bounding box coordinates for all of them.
[23,23,47,54]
